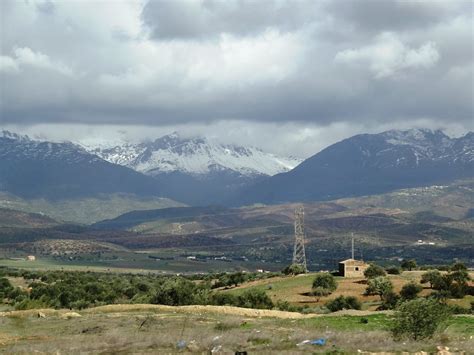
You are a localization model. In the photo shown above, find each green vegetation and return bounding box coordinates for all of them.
[325,296,361,312]
[312,272,337,296]
[365,276,393,300]
[392,298,450,340]
[421,269,443,288]
[0,268,281,311]
[0,193,183,224]
[385,266,401,275]
[400,282,423,300]
[364,264,387,279]
[282,263,306,275]
[401,259,417,271]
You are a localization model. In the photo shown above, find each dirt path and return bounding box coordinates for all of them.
[0,304,393,320]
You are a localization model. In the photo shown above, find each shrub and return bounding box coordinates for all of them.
[236,289,274,309]
[379,291,400,310]
[365,276,393,300]
[0,278,14,298]
[152,278,199,306]
[325,296,361,312]
[211,292,238,306]
[282,264,306,276]
[276,300,303,312]
[391,298,450,340]
[385,266,401,275]
[447,304,470,314]
[400,282,422,300]
[364,264,386,279]
[312,273,337,296]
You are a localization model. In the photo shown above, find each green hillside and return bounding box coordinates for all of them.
[0,193,185,224]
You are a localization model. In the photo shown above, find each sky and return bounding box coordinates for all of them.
[0,0,473,158]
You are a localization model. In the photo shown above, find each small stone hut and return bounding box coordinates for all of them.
[339,258,369,278]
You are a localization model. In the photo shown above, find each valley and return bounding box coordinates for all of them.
[1,179,472,273]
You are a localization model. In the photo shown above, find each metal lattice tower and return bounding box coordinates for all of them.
[292,206,307,270]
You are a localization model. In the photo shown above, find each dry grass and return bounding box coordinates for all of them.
[0,308,472,354]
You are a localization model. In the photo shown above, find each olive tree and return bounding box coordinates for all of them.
[312,272,337,296]
[364,264,386,279]
[365,276,393,300]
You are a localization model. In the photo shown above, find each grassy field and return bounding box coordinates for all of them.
[0,306,472,353]
[222,271,471,310]
[0,193,184,224]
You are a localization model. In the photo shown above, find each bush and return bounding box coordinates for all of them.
[447,304,470,314]
[364,264,386,279]
[0,278,14,298]
[312,273,337,296]
[365,277,393,300]
[391,298,450,340]
[379,291,400,310]
[276,300,303,312]
[400,282,422,300]
[385,266,401,275]
[282,264,306,276]
[236,289,273,309]
[325,296,361,312]
[211,292,238,306]
[152,278,200,306]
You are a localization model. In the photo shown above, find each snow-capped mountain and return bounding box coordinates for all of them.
[235,128,474,205]
[84,132,302,178]
[0,130,162,199]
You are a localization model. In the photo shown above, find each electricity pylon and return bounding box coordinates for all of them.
[292,206,307,271]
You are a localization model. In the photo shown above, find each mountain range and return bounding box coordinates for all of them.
[235,129,474,204]
[0,128,472,207]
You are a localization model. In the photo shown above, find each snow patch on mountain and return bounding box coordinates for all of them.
[85,132,302,177]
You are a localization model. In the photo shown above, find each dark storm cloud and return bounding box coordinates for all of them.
[141,0,319,40]
[324,0,468,33]
[0,0,472,133]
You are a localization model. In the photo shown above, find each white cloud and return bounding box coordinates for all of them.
[335,32,440,78]
[12,47,74,76]
[0,55,19,73]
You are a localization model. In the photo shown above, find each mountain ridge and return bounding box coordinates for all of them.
[234,128,474,205]
[83,132,302,178]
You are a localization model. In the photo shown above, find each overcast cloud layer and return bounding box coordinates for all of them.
[0,0,473,156]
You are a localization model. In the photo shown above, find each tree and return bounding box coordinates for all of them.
[312,273,337,296]
[391,298,450,340]
[400,282,422,300]
[420,270,442,289]
[364,264,386,279]
[228,272,246,287]
[401,259,417,271]
[282,264,306,276]
[326,296,361,312]
[450,262,467,272]
[366,276,393,300]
